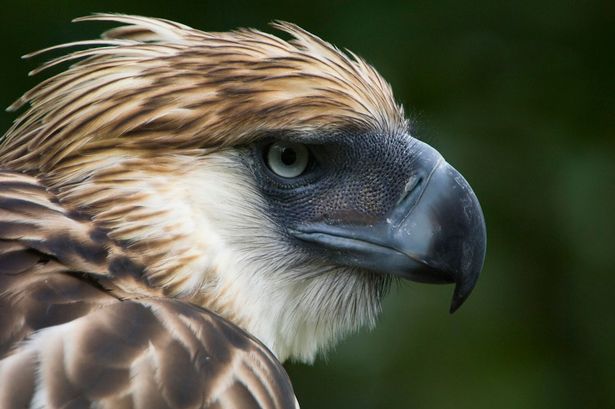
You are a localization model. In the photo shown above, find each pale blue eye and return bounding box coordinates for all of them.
[266,142,309,178]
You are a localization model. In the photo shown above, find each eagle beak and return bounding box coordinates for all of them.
[291,141,487,313]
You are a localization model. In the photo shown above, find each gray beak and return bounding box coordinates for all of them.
[291,140,487,312]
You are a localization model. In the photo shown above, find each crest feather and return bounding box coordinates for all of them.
[1,14,406,172]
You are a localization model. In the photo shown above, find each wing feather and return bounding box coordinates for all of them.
[0,171,297,409]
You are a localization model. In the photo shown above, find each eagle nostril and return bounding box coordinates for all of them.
[387,175,423,226]
[397,175,423,205]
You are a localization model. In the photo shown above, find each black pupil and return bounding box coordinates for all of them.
[280,147,297,166]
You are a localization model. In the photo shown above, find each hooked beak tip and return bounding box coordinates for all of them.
[450,282,472,313]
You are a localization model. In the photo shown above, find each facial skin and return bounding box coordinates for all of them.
[249,130,418,227]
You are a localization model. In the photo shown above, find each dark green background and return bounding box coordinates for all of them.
[1,1,613,408]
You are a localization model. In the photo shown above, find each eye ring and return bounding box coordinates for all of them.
[266,141,310,178]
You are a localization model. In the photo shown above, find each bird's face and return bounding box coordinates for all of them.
[178,128,485,362]
[245,129,484,309]
[1,15,486,363]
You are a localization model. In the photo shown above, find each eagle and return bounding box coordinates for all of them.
[0,14,486,409]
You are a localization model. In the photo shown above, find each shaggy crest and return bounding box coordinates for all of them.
[1,14,406,173]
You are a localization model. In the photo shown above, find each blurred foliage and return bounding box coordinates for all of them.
[1,1,613,408]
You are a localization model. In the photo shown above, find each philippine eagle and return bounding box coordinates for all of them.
[0,14,486,409]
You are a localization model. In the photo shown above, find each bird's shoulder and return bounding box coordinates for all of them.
[0,170,297,409]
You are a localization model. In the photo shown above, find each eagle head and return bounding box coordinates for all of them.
[2,14,486,363]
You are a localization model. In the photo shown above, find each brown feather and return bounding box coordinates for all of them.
[1,13,405,174]
[0,171,296,408]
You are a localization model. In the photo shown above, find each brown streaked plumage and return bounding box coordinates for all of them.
[0,12,487,409]
[0,13,407,407]
[0,170,295,409]
[0,13,405,408]
[0,14,406,365]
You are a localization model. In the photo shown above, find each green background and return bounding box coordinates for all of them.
[1,1,613,408]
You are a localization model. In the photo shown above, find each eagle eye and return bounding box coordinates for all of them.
[266,142,310,178]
